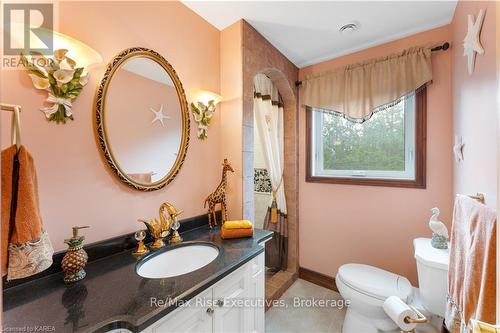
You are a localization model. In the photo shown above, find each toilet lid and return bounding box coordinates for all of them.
[337,264,412,301]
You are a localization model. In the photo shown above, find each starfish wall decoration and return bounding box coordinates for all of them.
[150,104,170,127]
[463,9,485,75]
[453,135,465,163]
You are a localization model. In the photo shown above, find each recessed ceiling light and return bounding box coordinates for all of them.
[339,22,359,34]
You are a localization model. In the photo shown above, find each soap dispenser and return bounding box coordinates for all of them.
[61,226,90,283]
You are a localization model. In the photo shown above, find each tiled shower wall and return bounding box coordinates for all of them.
[241,21,299,273]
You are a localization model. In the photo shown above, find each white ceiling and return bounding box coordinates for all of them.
[182,1,457,68]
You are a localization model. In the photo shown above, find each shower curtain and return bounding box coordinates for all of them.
[253,73,288,272]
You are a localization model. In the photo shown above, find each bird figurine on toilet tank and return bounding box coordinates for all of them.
[428,207,449,249]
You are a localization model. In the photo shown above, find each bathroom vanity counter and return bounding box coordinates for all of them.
[3,226,273,333]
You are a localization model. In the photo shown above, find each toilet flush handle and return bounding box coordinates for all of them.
[404,305,428,324]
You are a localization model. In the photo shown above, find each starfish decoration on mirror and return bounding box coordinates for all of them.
[453,135,465,162]
[150,104,170,127]
[463,8,485,75]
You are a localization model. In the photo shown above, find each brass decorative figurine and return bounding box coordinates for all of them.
[204,159,234,228]
[132,230,149,256]
[160,202,184,244]
[61,226,90,283]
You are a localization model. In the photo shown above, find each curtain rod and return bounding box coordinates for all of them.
[295,42,450,87]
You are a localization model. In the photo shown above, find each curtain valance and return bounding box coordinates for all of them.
[302,46,432,122]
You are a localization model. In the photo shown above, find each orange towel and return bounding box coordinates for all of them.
[220,226,254,239]
[445,195,496,332]
[1,145,53,279]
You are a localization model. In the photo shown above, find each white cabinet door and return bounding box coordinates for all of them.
[140,253,265,333]
[213,265,248,333]
[246,254,265,333]
[145,289,213,333]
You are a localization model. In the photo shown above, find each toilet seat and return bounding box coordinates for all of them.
[337,264,412,301]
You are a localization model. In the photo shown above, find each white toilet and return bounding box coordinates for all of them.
[336,238,450,333]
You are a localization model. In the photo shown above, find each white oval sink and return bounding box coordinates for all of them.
[137,243,219,278]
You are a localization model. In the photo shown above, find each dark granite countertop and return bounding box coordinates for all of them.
[3,226,273,333]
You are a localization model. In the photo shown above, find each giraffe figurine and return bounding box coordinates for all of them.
[204,159,234,228]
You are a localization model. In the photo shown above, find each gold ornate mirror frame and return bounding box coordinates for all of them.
[95,47,190,191]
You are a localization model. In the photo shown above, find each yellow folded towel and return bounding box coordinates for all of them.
[223,220,253,229]
[470,320,500,333]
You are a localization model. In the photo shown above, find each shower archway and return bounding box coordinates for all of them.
[242,67,299,303]
[240,20,299,305]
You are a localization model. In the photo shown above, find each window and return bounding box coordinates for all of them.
[306,88,426,188]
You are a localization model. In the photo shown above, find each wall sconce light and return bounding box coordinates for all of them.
[189,89,223,140]
[9,24,103,72]
[50,30,103,72]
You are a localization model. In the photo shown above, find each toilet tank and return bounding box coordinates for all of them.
[413,238,449,317]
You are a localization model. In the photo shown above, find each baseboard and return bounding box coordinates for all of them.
[298,267,338,292]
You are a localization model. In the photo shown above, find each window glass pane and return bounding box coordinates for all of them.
[320,99,406,172]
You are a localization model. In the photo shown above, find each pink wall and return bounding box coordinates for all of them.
[220,21,244,220]
[1,1,221,252]
[298,26,454,284]
[452,1,498,209]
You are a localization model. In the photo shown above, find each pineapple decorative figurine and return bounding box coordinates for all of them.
[61,226,90,283]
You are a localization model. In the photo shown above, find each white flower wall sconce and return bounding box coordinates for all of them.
[18,30,102,123]
[463,9,485,75]
[22,49,89,123]
[189,89,223,140]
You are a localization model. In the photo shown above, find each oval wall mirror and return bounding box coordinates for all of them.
[95,47,189,191]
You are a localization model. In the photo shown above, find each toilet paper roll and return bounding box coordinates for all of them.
[383,296,418,332]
